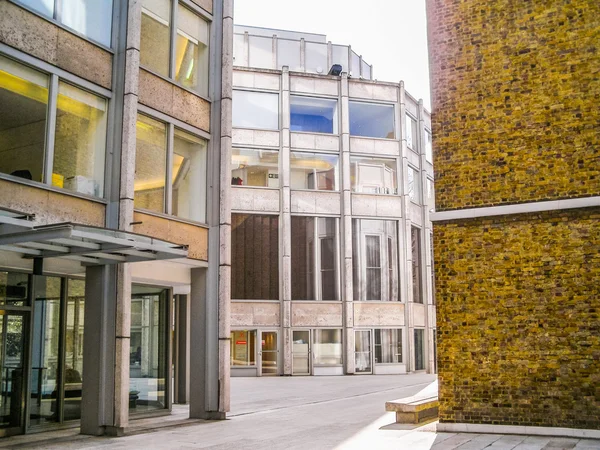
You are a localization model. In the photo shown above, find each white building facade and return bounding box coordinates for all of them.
[229,26,437,377]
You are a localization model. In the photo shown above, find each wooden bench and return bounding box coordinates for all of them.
[385,395,439,424]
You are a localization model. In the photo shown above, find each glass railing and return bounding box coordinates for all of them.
[233,32,374,79]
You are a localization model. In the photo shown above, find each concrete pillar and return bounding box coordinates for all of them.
[280,67,292,375]
[174,295,189,404]
[340,73,355,374]
[80,265,116,435]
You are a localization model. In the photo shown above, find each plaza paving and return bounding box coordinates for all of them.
[1,374,599,449]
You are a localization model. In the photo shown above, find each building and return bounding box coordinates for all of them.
[427,0,599,435]
[0,0,232,437]
[229,26,437,377]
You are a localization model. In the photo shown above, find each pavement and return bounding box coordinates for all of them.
[1,373,599,449]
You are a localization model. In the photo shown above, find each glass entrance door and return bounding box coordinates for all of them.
[0,313,27,436]
[292,330,310,375]
[259,331,278,376]
[354,330,372,374]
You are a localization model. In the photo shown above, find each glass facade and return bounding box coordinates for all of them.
[232,90,279,130]
[406,114,418,150]
[175,3,209,95]
[412,227,423,304]
[349,101,395,139]
[350,157,397,195]
[290,152,338,191]
[414,329,425,371]
[374,329,402,364]
[140,0,171,77]
[290,96,337,134]
[172,129,207,222]
[231,148,279,188]
[230,330,256,366]
[313,329,342,365]
[408,166,420,203]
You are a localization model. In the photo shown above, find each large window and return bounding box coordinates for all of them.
[0,55,108,197]
[18,0,113,47]
[313,329,342,365]
[290,96,337,134]
[374,329,402,364]
[414,328,425,371]
[349,101,395,139]
[130,285,169,414]
[352,220,399,302]
[290,152,338,191]
[406,114,418,151]
[231,148,279,188]
[408,166,420,203]
[350,157,397,195]
[232,90,279,130]
[412,226,423,304]
[134,113,207,222]
[230,330,256,366]
[140,0,210,96]
[291,217,339,301]
[232,214,279,300]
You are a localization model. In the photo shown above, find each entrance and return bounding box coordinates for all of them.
[259,331,278,376]
[292,330,311,375]
[354,330,372,374]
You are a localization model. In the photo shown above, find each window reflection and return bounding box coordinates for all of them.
[172,129,207,222]
[134,114,167,213]
[232,90,279,130]
[230,330,256,366]
[350,157,397,195]
[175,3,209,96]
[290,96,337,134]
[313,329,342,365]
[140,0,171,77]
[349,101,395,139]
[231,148,279,188]
[290,152,338,191]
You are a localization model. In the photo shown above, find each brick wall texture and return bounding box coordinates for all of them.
[427,0,600,210]
[435,209,600,428]
[427,0,600,429]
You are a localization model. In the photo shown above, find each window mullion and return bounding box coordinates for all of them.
[165,124,174,215]
[170,0,178,80]
[43,74,59,186]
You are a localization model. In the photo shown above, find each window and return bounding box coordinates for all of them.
[425,129,433,162]
[313,329,342,365]
[232,214,279,300]
[411,226,423,304]
[231,148,279,188]
[18,0,113,47]
[352,220,399,301]
[130,285,169,413]
[277,39,301,71]
[232,90,279,130]
[427,178,435,211]
[140,0,210,96]
[290,152,338,191]
[291,217,339,301]
[374,329,402,364]
[290,96,337,134]
[134,113,207,222]
[406,114,418,150]
[408,166,420,202]
[414,328,425,371]
[430,233,436,306]
[305,42,327,74]
[349,101,394,139]
[0,55,108,197]
[230,330,256,366]
[233,33,245,66]
[350,157,397,195]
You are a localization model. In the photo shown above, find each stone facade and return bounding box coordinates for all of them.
[427,0,600,430]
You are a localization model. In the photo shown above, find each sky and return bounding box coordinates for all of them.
[234,0,432,110]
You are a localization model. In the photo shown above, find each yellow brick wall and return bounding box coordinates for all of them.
[427,0,600,210]
[434,208,600,428]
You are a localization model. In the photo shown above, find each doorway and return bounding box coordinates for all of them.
[354,330,372,374]
[259,331,278,376]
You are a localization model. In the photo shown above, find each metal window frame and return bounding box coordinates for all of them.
[348,99,396,140]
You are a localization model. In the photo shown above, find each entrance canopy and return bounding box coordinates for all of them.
[0,210,188,265]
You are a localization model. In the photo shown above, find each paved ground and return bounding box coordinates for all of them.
[1,374,599,449]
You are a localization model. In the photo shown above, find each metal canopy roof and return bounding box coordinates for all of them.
[0,217,188,266]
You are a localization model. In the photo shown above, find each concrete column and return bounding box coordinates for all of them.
[174,295,189,404]
[81,265,116,436]
[340,73,354,374]
[280,66,292,375]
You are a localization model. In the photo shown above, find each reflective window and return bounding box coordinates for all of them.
[427,178,435,211]
[277,39,301,71]
[414,328,425,370]
[352,219,399,302]
[290,151,338,191]
[230,330,256,366]
[249,36,273,69]
[53,82,108,197]
[406,114,418,150]
[130,286,169,414]
[407,166,420,203]
[141,0,171,77]
[305,42,327,74]
[175,3,209,95]
[290,96,337,134]
[172,129,207,221]
[232,214,279,300]
[232,90,279,130]
[0,272,29,307]
[291,217,339,301]
[425,130,433,162]
[18,0,113,47]
[375,329,402,364]
[0,55,49,183]
[313,329,342,365]
[134,114,167,213]
[231,148,279,188]
[350,157,397,195]
[349,101,395,139]
[412,226,423,304]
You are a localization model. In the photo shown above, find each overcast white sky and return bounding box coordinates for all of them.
[234,0,431,109]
